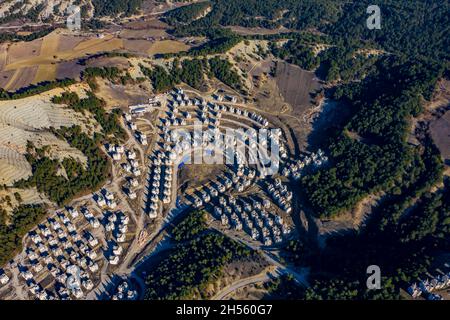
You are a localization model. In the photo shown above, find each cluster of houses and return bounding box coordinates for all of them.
[107,143,141,178]
[146,154,172,218]
[407,272,450,300]
[108,144,142,176]
[124,114,149,148]
[107,143,125,162]
[20,207,101,299]
[183,161,291,246]
[121,150,140,200]
[191,176,228,209]
[123,112,137,131]
[93,189,118,211]
[123,113,148,146]
[203,101,269,128]
[143,88,289,225]
[212,93,238,104]
[121,150,142,178]
[215,193,291,246]
[0,269,9,285]
[103,211,130,246]
[266,179,293,214]
[169,88,269,129]
[282,149,329,180]
[111,280,137,300]
[169,88,195,109]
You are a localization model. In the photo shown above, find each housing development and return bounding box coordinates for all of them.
[0,0,448,303]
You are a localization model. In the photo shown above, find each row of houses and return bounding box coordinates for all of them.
[111,280,137,300]
[93,189,117,211]
[266,179,293,214]
[190,167,250,209]
[213,195,291,246]
[104,211,130,244]
[108,144,142,178]
[212,93,238,104]
[408,272,450,300]
[121,150,140,200]
[145,156,171,218]
[282,149,329,180]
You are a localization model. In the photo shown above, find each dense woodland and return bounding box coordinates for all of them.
[271,39,320,71]
[0,28,54,44]
[171,210,208,242]
[91,0,143,17]
[168,0,342,36]
[0,79,75,100]
[0,205,47,266]
[51,90,127,141]
[143,210,257,299]
[140,57,243,93]
[302,58,445,218]
[14,126,109,206]
[144,230,253,299]
[157,26,242,61]
[163,1,211,25]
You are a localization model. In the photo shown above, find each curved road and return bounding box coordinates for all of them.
[211,270,277,300]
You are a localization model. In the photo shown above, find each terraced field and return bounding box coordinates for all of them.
[0,89,95,185]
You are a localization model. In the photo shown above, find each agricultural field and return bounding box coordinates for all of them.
[0,29,191,91]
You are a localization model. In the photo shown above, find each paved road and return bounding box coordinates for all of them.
[211,270,277,300]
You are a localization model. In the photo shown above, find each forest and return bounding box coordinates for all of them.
[0,79,75,100]
[171,210,208,242]
[301,57,446,218]
[0,205,47,266]
[140,57,243,93]
[144,231,252,299]
[163,1,211,25]
[51,91,127,141]
[168,0,342,35]
[14,126,109,206]
[0,28,54,44]
[91,0,143,17]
